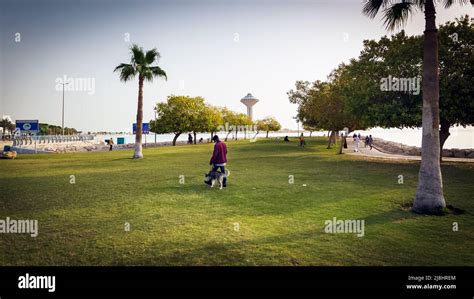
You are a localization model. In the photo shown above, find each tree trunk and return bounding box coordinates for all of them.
[338,134,345,155]
[235,130,238,140]
[309,131,312,137]
[172,133,181,146]
[225,130,232,141]
[439,119,450,163]
[193,131,197,144]
[134,76,144,159]
[413,0,446,215]
[266,131,269,138]
[327,130,333,149]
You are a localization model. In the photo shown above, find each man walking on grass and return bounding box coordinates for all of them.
[210,135,228,187]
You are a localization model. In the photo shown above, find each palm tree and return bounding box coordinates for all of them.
[114,44,167,159]
[362,0,471,214]
[0,118,14,137]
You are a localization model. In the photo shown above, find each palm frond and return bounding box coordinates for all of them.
[362,0,387,18]
[382,2,416,31]
[115,45,167,82]
[141,69,151,82]
[442,0,470,7]
[145,48,160,65]
[114,63,137,82]
[130,44,146,65]
[113,63,130,72]
[150,66,167,80]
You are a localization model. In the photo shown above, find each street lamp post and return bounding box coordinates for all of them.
[60,81,70,135]
[293,116,300,136]
[154,106,157,144]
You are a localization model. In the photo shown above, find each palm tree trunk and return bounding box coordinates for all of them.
[134,76,144,159]
[413,0,445,214]
[439,119,450,163]
[193,131,197,144]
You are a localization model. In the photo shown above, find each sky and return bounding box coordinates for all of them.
[0,0,472,132]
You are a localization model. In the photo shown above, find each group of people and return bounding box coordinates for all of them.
[187,134,204,144]
[103,133,376,189]
[352,133,373,152]
[283,134,306,147]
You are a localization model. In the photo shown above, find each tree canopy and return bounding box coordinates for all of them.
[256,117,282,138]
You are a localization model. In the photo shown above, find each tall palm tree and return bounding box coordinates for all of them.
[114,44,167,159]
[362,0,471,214]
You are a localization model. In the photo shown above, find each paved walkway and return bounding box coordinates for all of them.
[343,138,473,163]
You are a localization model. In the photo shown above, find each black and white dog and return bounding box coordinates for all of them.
[204,169,230,190]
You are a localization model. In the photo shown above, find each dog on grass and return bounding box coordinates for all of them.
[204,169,230,190]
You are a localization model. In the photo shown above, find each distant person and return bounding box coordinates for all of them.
[368,135,374,150]
[299,133,305,147]
[358,133,361,139]
[188,133,193,144]
[284,136,290,142]
[353,135,360,152]
[107,138,114,151]
[209,135,228,188]
[364,136,369,148]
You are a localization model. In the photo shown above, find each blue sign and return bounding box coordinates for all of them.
[133,123,150,135]
[16,120,39,134]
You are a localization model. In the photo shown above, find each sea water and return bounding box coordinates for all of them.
[97,126,473,149]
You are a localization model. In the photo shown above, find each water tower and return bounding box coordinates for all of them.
[240,93,259,120]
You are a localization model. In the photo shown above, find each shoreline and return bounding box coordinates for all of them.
[344,137,473,163]
[9,140,195,154]
[3,136,474,161]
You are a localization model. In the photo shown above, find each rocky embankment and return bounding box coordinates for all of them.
[372,138,474,159]
[12,140,189,153]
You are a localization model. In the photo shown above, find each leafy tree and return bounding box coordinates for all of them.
[362,0,472,214]
[189,100,223,144]
[255,119,268,137]
[202,105,223,142]
[342,32,423,129]
[303,124,319,137]
[338,16,473,162]
[288,65,367,149]
[438,15,474,155]
[344,18,473,160]
[153,95,200,146]
[187,96,207,144]
[221,108,238,141]
[233,113,253,140]
[256,117,282,138]
[114,44,167,159]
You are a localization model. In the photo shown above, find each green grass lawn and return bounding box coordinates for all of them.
[0,137,473,266]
